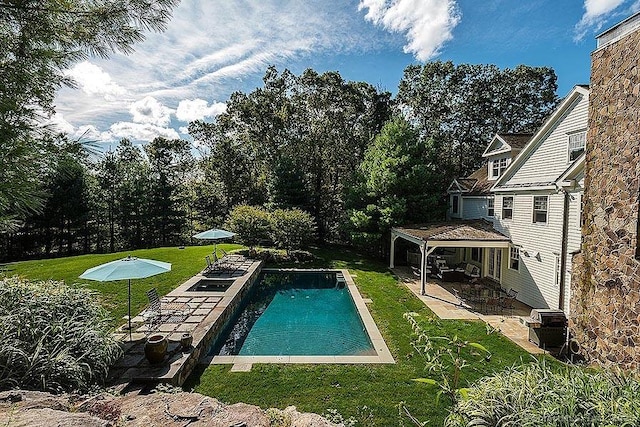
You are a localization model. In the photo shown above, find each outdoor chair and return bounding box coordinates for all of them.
[485,296,501,314]
[464,263,481,279]
[142,288,189,331]
[205,255,214,272]
[499,289,518,315]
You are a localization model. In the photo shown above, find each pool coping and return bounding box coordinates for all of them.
[206,268,395,366]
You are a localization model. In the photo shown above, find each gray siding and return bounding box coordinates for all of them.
[461,197,492,220]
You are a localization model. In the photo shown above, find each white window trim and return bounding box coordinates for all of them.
[502,196,514,220]
[487,197,495,217]
[532,195,549,224]
[567,130,586,163]
[509,247,520,271]
[490,157,509,179]
[451,194,460,215]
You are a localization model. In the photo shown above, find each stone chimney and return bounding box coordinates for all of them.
[569,12,640,368]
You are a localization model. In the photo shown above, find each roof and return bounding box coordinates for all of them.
[482,133,533,158]
[493,85,589,190]
[498,133,533,150]
[393,220,510,247]
[457,165,493,195]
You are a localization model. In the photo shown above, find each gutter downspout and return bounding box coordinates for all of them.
[559,189,570,311]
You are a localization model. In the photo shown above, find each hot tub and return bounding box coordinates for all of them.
[187,278,235,292]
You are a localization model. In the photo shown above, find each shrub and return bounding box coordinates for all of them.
[0,277,122,393]
[225,205,272,250]
[269,208,316,253]
[445,360,640,427]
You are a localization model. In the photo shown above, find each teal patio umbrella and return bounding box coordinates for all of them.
[79,256,171,340]
[193,228,235,259]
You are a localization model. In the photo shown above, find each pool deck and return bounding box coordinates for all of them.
[391,267,547,355]
[108,257,263,387]
[208,268,395,369]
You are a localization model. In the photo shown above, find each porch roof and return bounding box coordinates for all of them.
[392,220,511,248]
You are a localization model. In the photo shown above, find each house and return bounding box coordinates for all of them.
[570,12,640,368]
[447,133,532,221]
[390,85,588,315]
[490,85,587,314]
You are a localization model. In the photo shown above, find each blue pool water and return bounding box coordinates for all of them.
[212,271,375,356]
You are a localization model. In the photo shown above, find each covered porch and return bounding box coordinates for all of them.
[390,220,511,296]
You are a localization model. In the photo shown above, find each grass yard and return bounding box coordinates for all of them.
[187,246,538,425]
[4,244,242,326]
[6,245,543,425]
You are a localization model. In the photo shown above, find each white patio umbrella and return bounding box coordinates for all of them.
[79,256,171,340]
[193,228,235,259]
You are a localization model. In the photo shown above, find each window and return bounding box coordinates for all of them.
[471,247,483,263]
[533,196,548,223]
[568,131,586,161]
[487,197,495,217]
[492,157,509,178]
[452,195,459,214]
[509,247,520,271]
[502,196,513,219]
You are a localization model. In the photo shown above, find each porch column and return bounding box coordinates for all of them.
[420,243,427,295]
[390,232,398,268]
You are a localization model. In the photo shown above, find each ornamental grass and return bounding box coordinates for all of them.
[0,277,122,393]
[446,360,640,427]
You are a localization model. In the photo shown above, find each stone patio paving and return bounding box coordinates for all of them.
[108,257,263,387]
[392,267,546,355]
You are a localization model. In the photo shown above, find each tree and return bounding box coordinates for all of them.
[347,117,442,247]
[194,67,392,242]
[269,209,317,254]
[115,140,148,249]
[397,62,558,180]
[0,0,179,231]
[224,205,271,251]
[144,137,193,247]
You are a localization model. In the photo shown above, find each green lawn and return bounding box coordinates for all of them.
[4,244,242,325]
[188,247,537,425]
[6,245,541,425]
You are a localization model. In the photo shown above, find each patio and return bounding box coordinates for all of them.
[392,267,545,355]
[107,256,264,387]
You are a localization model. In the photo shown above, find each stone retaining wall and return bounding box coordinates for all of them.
[569,22,640,368]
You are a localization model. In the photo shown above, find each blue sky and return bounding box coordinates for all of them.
[52,0,640,146]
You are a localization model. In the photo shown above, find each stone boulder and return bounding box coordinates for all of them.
[0,390,342,427]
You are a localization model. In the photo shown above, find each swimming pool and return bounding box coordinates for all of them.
[210,270,386,359]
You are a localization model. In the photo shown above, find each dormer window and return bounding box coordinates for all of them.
[491,157,509,179]
[568,131,586,162]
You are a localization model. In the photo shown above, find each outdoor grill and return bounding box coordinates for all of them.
[527,309,567,349]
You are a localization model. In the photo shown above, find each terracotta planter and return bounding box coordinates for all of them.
[145,334,168,364]
[180,332,193,350]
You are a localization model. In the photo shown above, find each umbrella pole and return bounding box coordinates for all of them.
[128,279,132,341]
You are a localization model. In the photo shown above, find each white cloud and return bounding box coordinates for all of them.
[73,124,112,142]
[54,1,382,140]
[129,96,173,126]
[48,112,75,135]
[65,62,126,100]
[179,126,189,134]
[359,0,461,61]
[574,0,627,40]
[176,99,227,122]
[109,122,180,141]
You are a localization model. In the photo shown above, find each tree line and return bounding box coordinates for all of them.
[1,60,558,261]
